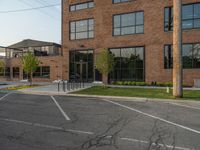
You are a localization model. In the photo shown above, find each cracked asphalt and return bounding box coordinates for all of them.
[0,92,200,150]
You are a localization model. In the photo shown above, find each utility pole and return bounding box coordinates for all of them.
[173,0,183,98]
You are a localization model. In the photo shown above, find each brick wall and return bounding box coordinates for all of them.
[0,56,64,82]
[62,0,200,86]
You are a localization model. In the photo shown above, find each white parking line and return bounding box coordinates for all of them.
[0,118,191,150]
[0,118,93,135]
[0,93,12,101]
[103,99,200,134]
[50,96,71,121]
[166,102,200,111]
[120,137,190,150]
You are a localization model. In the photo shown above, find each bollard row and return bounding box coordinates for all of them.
[58,80,85,92]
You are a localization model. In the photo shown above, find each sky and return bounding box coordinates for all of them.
[0,0,61,46]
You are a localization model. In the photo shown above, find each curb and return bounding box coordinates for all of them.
[67,94,200,103]
[3,89,200,103]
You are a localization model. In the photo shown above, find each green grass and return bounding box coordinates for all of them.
[73,86,200,101]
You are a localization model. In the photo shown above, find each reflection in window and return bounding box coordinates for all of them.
[165,3,200,31]
[70,1,94,12]
[109,47,144,81]
[164,44,200,69]
[69,50,94,82]
[70,19,94,40]
[113,12,144,36]
[113,0,129,3]
[33,66,50,78]
[0,67,10,77]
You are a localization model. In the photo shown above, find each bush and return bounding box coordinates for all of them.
[113,81,148,86]
[112,81,192,87]
[135,82,146,86]
[112,81,175,87]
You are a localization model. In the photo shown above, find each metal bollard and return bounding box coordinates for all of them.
[58,82,60,92]
[63,80,66,92]
[67,81,69,91]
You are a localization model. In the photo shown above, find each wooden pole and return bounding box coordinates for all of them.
[173,0,183,98]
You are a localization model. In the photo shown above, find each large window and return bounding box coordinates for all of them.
[33,66,50,78]
[0,67,10,77]
[113,0,129,4]
[164,44,200,69]
[165,3,200,31]
[113,12,144,36]
[109,47,145,81]
[70,19,94,40]
[70,1,94,12]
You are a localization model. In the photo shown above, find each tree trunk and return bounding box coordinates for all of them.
[173,0,183,98]
[30,72,33,86]
[103,74,108,86]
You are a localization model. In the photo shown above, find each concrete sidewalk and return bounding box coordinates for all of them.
[18,83,92,95]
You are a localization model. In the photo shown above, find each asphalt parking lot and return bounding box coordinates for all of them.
[0,92,199,150]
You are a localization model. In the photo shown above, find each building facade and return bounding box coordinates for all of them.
[62,0,200,86]
[0,39,63,82]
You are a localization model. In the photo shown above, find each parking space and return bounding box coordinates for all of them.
[0,92,199,150]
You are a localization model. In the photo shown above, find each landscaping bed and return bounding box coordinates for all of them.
[112,81,189,87]
[3,85,40,91]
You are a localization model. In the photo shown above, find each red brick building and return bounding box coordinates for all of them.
[0,39,63,82]
[62,0,200,86]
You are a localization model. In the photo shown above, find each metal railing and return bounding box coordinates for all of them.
[57,80,85,92]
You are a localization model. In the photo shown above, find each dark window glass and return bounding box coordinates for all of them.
[70,19,94,40]
[113,0,129,3]
[13,67,20,78]
[113,12,144,36]
[70,1,94,12]
[33,66,50,78]
[164,45,173,69]
[0,67,10,77]
[182,44,193,68]
[164,44,200,69]
[165,3,200,31]
[193,44,200,68]
[109,47,144,81]
[5,67,10,77]
[69,50,94,82]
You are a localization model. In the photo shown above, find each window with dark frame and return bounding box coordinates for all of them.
[70,1,94,12]
[0,67,10,77]
[164,3,200,31]
[69,50,94,82]
[113,0,129,4]
[164,44,200,69]
[109,47,145,81]
[33,66,50,78]
[113,11,144,36]
[13,67,20,78]
[70,19,94,40]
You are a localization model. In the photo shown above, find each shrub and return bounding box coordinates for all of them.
[135,82,146,86]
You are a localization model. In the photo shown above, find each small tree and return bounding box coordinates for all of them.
[0,60,5,76]
[96,49,114,84]
[21,52,39,86]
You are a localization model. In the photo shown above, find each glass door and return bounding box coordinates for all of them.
[75,62,88,82]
